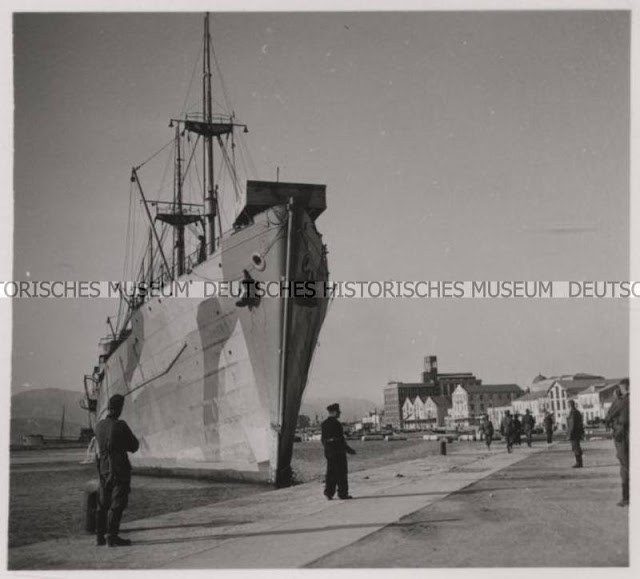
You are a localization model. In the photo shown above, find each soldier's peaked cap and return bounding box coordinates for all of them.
[327,403,340,413]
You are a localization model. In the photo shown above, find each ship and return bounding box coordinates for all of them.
[82,14,329,487]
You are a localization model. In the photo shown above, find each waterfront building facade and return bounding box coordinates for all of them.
[400,394,451,429]
[512,390,550,425]
[383,355,481,429]
[448,384,524,427]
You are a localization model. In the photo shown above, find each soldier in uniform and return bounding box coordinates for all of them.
[513,413,523,446]
[480,415,494,450]
[604,379,629,506]
[522,409,536,448]
[543,410,555,444]
[95,394,139,547]
[500,410,515,453]
[321,403,356,500]
[567,400,584,468]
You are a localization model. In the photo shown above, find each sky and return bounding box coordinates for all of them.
[8,9,631,407]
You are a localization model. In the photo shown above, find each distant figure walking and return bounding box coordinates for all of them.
[513,414,523,446]
[522,409,536,448]
[480,415,494,450]
[604,379,629,507]
[500,410,515,453]
[567,400,584,468]
[95,394,139,547]
[543,411,555,444]
[321,403,356,500]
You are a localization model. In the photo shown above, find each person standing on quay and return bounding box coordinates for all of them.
[567,400,584,468]
[604,379,629,507]
[513,413,523,446]
[500,410,515,453]
[480,415,494,450]
[95,394,139,547]
[321,403,356,500]
[522,409,536,448]
[543,410,555,444]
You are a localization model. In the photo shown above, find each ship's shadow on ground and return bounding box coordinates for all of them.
[125,518,461,546]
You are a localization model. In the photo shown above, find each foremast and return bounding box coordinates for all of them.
[133,13,248,303]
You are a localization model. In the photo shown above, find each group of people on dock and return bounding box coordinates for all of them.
[476,379,629,506]
[478,408,552,453]
[87,380,629,550]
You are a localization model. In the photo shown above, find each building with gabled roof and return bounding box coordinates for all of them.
[512,390,550,426]
[383,355,481,428]
[448,383,524,427]
[546,377,622,428]
[529,372,605,394]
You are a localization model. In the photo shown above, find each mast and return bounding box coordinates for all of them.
[174,124,185,276]
[147,228,153,285]
[203,13,216,254]
[59,404,66,440]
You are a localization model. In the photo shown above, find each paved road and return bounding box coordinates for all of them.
[7,438,628,569]
[308,439,628,567]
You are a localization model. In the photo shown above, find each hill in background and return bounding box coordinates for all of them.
[9,387,381,442]
[10,388,88,444]
[300,395,381,424]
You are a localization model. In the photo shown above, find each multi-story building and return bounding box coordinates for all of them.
[428,396,452,427]
[528,373,606,394]
[512,390,550,426]
[354,410,384,433]
[545,378,622,428]
[487,404,512,427]
[575,382,619,423]
[385,381,438,428]
[437,373,482,397]
[448,384,524,427]
[400,394,451,429]
[383,355,481,428]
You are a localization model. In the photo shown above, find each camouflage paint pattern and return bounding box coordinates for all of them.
[95,203,328,484]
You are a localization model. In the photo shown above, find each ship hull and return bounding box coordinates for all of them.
[96,205,328,484]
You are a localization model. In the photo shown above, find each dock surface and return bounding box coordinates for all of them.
[8,438,628,569]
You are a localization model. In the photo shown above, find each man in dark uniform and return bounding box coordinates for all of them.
[95,394,139,547]
[480,415,494,450]
[513,413,523,446]
[522,409,536,448]
[543,410,555,444]
[500,410,515,453]
[321,403,356,500]
[604,379,629,506]
[567,399,584,468]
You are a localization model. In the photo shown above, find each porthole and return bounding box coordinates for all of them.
[251,253,266,271]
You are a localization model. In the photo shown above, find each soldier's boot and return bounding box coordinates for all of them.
[107,509,131,547]
[107,535,132,547]
[96,508,107,546]
[618,481,630,506]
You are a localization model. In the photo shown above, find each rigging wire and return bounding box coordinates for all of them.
[135,137,175,171]
[181,41,203,118]
[210,36,234,118]
[121,181,134,281]
[236,132,258,180]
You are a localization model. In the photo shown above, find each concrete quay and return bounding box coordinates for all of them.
[8,439,628,569]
